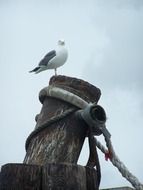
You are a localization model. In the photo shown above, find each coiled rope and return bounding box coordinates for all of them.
[27,86,143,190]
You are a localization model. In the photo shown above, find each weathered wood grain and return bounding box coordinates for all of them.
[86,166,98,190]
[0,164,41,190]
[42,163,98,190]
[43,163,86,190]
[24,75,101,166]
[0,163,98,190]
[24,100,87,165]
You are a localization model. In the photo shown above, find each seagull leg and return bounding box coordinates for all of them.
[55,68,57,76]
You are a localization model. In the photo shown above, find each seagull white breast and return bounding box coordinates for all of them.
[47,47,68,69]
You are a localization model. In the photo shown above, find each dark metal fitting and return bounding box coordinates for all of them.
[76,104,111,138]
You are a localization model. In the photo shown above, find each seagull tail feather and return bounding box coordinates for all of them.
[29,66,40,73]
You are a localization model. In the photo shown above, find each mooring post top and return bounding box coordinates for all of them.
[24,75,102,169]
[39,75,101,104]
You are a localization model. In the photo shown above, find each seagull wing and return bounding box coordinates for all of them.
[39,50,56,66]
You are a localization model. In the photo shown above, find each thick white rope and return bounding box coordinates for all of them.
[39,85,89,109]
[95,137,143,190]
[39,86,143,190]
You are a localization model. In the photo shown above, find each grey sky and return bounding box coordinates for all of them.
[0,0,143,189]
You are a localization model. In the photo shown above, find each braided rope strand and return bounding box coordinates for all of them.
[95,137,143,190]
[25,108,77,151]
[27,86,143,189]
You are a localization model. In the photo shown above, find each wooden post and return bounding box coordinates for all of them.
[42,163,98,190]
[24,75,101,165]
[0,164,42,190]
[0,163,98,190]
[0,75,102,190]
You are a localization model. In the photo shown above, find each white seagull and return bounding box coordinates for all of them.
[29,39,68,76]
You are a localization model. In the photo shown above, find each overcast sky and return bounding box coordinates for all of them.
[0,0,143,189]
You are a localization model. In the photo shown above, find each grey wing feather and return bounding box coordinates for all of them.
[39,50,56,66]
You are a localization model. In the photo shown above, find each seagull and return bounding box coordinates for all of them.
[29,39,68,76]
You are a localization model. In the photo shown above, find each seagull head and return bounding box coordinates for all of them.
[58,39,65,46]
